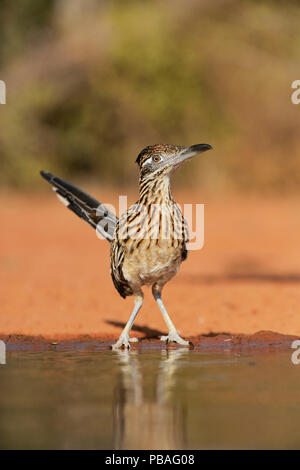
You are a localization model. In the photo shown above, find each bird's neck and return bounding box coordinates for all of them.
[138,175,173,206]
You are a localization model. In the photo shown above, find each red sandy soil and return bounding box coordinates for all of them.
[1,190,300,348]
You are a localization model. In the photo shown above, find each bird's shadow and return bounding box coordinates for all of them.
[180,256,300,285]
[106,320,231,340]
[105,320,166,340]
[200,331,231,337]
[180,272,300,284]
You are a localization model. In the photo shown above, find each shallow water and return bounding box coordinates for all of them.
[0,348,300,449]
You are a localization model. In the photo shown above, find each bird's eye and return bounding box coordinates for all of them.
[152,154,162,163]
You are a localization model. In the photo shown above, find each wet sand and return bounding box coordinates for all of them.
[1,331,298,352]
[1,191,300,348]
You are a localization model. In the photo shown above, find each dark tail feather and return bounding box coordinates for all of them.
[40,171,117,242]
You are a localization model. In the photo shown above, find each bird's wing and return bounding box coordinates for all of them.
[110,225,133,299]
[40,171,117,242]
[173,202,189,261]
[181,214,189,261]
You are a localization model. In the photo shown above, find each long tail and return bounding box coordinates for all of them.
[40,171,117,242]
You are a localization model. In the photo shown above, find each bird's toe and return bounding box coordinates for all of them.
[160,335,169,342]
[129,337,139,343]
[111,334,130,350]
[160,331,189,347]
[111,334,139,350]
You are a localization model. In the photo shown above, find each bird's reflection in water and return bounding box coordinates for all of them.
[113,349,188,449]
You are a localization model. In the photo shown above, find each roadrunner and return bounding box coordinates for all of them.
[41,143,212,349]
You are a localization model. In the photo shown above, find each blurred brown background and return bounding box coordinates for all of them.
[0,0,299,193]
[1,0,300,339]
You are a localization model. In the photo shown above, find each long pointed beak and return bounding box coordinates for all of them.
[180,143,213,159]
[167,143,213,169]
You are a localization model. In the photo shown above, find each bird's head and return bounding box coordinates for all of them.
[136,143,212,180]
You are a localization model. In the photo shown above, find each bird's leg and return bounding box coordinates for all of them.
[111,292,144,350]
[152,285,190,346]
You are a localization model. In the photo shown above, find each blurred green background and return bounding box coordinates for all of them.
[0,0,299,193]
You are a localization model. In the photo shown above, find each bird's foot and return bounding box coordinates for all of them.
[111,334,139,350]
[160,330,191,347]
